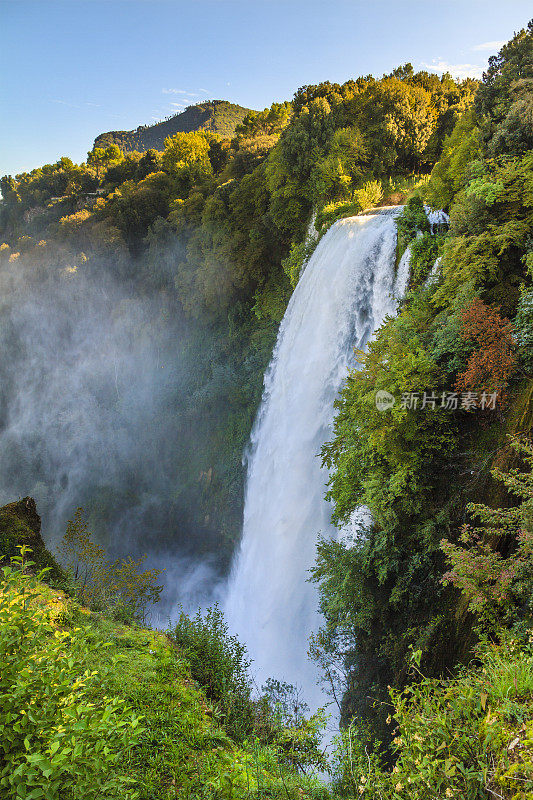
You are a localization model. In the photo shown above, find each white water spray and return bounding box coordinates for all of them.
[224,208,405,712]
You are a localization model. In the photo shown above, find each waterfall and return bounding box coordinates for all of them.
[224,208,404,712]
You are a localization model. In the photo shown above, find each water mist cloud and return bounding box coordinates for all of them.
[0,248,217,619]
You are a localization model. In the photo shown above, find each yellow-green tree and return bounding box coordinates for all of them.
[58,508,162,622]
[87,144,123,179]
[162,131,213,196]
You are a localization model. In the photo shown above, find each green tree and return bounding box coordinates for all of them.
[87,144,122,179]
[162,131,213,196]
[476,20,533,156]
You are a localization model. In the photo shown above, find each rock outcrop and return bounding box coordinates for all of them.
[0,497,65,582]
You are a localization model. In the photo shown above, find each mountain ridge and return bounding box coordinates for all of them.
[94,99,253,152]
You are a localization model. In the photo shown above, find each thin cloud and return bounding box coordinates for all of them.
[162,88,200,97]
[472,40,506,52]
[420,59,483,80]
[50,98,101,110]
[50,98,84,109]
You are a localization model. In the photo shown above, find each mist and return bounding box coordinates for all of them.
[0,247,222,620]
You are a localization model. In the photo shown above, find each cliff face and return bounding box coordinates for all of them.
[94,100,253,152]
[0,497,65,582]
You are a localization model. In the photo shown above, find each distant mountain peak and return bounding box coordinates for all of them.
[94,100,254,152]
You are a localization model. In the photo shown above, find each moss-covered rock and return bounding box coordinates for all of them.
[0,497,66,584]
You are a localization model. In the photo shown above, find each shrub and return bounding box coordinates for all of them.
[171,604,254,741]
[395,195,430,260]
[329,638,533,799]
[58,508,163,623]
[282,237,318,288]
[0,547,143,799]
[409,232,442,287]
[455,297,518,401]
[441,436,533,630]
[387,640,533,799]
[315,199,362,232]
[514,288,533,373]
[353,179,383,210]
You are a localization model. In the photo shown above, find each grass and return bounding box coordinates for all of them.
[6,570,330,800]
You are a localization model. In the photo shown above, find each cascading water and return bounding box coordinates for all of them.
[224,208,407,713]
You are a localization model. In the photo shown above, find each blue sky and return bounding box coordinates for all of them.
[1,0,531,177]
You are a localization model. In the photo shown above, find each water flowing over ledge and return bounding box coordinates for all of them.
[224,208,407,713]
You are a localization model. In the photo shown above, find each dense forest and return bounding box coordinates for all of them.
[1,17,533,800]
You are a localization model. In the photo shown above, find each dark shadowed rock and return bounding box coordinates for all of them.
[0,497,66,583]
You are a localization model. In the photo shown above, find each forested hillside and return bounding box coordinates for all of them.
[94,99,253,151]
[1,19,533,799]
[313,19,533,744]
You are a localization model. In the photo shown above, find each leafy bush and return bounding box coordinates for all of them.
[354,179,383,210]
[386,639,533,799]
[0,547,143,799]
[514,288,533,373]
[395,194,430,260]
[171,604,254,741]
[58,508,163,623]
[329,637,533,799]
[441,436,533,630]
[282,236,319,287]
[409,232,442,287]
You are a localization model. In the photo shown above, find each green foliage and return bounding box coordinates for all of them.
[0,545,330,800]
[409,232,442,286]
[235,102,292,139]
[103,170,173,252]
[171,604,254,742]
[310,126,367,202]
[328,635,533,799]
[386,636,533,799]
[170,605,330,777]
[434,150,533,313]
[441,436,533,630]
[59,508,163,623]
[515,288,533,372]
[0,547,143,799]
[104,149,163,188]
[87,144,122,179]
[475,20,533,157]
[162,130,213,192]
[315,199,361,232]
[281,235,318,287]
[425,109,481,210]
[313,181,383,241]
[354,178,383,209]
[395,194,430,259]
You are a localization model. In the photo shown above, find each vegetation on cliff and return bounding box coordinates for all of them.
[312,19,533,750]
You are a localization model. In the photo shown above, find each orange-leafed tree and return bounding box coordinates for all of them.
[455,297,517,401]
